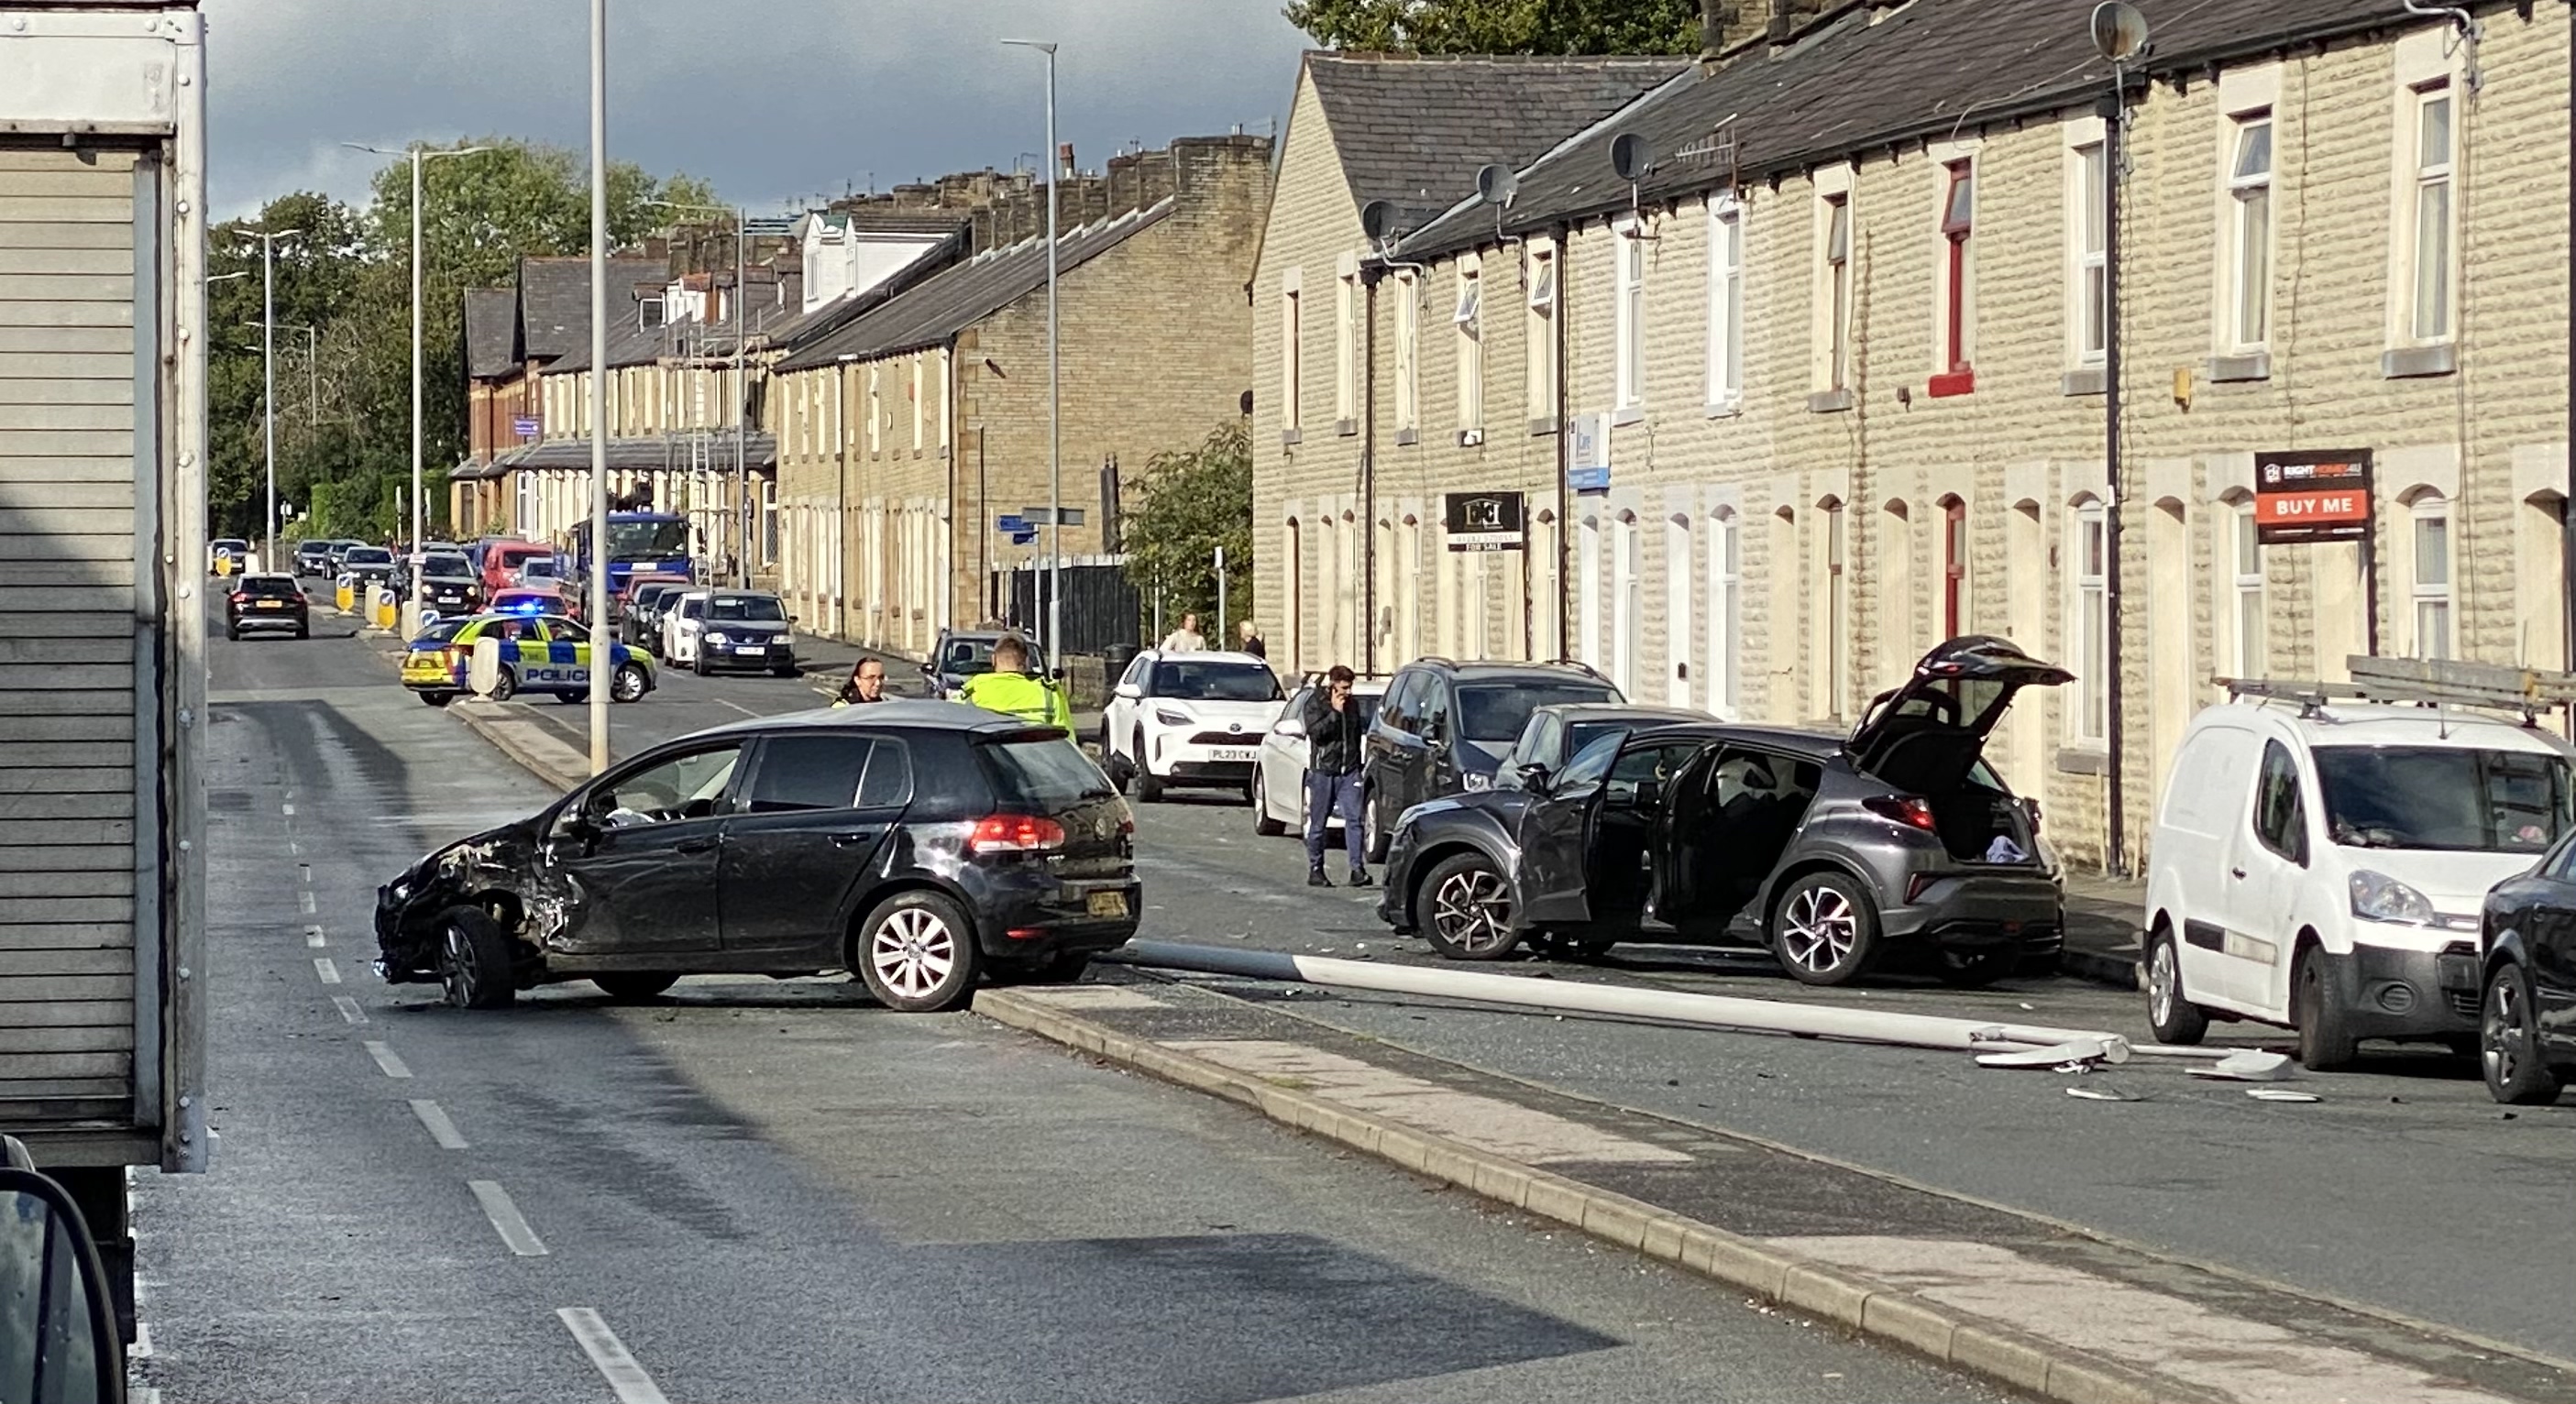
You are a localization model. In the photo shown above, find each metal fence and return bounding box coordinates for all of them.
[988,558,1142,658]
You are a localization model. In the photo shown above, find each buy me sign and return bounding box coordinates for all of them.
[2253,449,2373,545]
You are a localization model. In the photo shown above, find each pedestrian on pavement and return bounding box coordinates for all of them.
[833,656,887,707]
[1161,613,1206,653]
[1238,620,1267,660]
[959,634,1075,738]
[1302,664,1371,888]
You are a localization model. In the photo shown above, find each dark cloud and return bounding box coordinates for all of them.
[205,0,1310,217]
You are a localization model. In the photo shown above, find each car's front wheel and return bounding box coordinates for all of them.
[2482,960,2565,1104]
[2144,925,2209,1045]
[1770,872,1879,986]
[486,666,519,703]
[418,692,454,708]
[855,891,980,1013]
[2293,946,2360,1071]
[1251,763,1286,836]
[439,906,516,1010]
[1417,851,1519,961]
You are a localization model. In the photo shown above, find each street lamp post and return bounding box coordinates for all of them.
[588,0,611,773]
[234,228,302,572]
[345,140,493,633]
[1003,38,1061,668]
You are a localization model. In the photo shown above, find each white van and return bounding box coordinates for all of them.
[2145,697,2575,1069]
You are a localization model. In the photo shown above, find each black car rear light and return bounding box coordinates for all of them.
[1863,795,1937,832]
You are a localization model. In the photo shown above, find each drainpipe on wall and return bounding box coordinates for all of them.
[2100,89,2129,878]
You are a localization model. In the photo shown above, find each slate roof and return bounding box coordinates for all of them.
[545,307,666,375]
[484,432,778,475]
[1402,0,2435,258]
[810,208,974,237]
[462,288,519,379]
[774,200,1175,373]
[1303,52,1689,236]
[515,254,672,362]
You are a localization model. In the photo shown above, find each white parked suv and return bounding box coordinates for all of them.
[1102,650,1286,802]
[660,590,711,666]
[2144,693,2576,1069]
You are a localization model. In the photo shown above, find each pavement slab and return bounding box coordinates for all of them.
[984,972,2576,1404]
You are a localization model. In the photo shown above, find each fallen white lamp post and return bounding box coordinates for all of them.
[1111,940,2290,1077]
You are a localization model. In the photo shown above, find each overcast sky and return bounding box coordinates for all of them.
[204,0,1314,219]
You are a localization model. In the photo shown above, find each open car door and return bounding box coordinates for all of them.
[1646,742,1726,929]
[1514,730,1624,928]
[1847,636,2072,795]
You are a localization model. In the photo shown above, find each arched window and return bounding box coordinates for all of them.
[1939,496,1969,637]
[2408,491,2452,659]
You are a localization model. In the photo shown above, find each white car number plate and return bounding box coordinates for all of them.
[736,644,766,654]
[1212,747,1257,763]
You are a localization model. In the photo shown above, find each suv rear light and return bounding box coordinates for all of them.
[1863,795,1937,832]
[968,814,1067,854]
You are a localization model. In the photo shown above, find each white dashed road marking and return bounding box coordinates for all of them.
[469,1180,549,1256]
[281,803,294,817]
[299,891,315,915]
[362,1041,412,1079]
[714,698,760,718]
[409,1099,468,1150]
[557,1308,668,1404]
[313,958,341,984]
[331,995,368,1026]
[305,926,327,948]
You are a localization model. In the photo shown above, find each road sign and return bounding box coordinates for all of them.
[996,514,1030,533]
[1009,532,1038,547]
[1019,507,1086,527]
[512,415,540,438]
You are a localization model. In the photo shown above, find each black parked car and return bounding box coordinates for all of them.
[924,628,1009,699]
[224,572,309,641]
[692,590,798,676]
[1376,637,2070,986]
[408,551,481,617]
[1360,658,1624,860]
[2476,844,2576,1104]
[292,540,335,577]
[623,580,685,649]
[375,702,1140,1013]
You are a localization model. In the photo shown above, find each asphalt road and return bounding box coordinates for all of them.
[132,598,2024,1401]
[413,623,2576,1367]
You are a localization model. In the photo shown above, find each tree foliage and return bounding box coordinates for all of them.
[1121,422,1254,632]
[1283,0,1700,54]
[205,140,714,540]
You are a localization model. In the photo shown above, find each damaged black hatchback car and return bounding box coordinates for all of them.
[375,701,1141,1013]
[1377,637,2070,986]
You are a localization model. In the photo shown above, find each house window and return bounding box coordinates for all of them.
[1937,161,1974,386]
[2413,498,2452,658]
[1393,269,1419,436]
[866,367,880,455]
[1335,268,1359,425]
[1281,284,1302,435]
[2228,113,2273,349]
[2075,141,2108,363]
[1941,497,1968,636]
[1824,193,1853,389]
[937,352,951,450]
[1614,223,1646,411]
[2407,82,2454,343]
[910,357,924,450]
[1708,510,1741,718]
[1455,260,1483,435]
[2230,501,2267,676]
[1526,245,1557,421]
[1707,199,1743,408]
[2074,501,2108,742]
[761,478,778,565]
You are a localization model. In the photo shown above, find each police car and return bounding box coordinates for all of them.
[401,611,655,707]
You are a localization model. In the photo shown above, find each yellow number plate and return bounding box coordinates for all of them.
[1086,890,1128,918]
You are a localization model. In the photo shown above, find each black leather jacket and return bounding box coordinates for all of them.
[1303,686,1365,776]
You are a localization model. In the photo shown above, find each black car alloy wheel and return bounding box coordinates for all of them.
[2482,960,2565,1105]
[440,906,515,1010]
[1417,851,1518,960]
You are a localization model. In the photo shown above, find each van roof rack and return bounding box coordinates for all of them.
[2222,656,2576,723]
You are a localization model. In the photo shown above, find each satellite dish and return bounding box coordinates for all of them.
[1474,163,1518,208]
[1360,199,1398,245]
[2089,0,2147,61]
[1610,132,1656,183]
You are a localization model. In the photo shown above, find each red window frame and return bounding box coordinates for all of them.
[1941,498,1968,636]
[1931,162,1976,398]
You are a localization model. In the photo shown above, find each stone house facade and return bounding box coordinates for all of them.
[1254,0,2572,870]
[765,135,1275,660]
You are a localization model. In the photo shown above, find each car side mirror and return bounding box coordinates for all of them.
[1276,718,1306,738]
[920,661,938,676]
[0,1152,127,1404]
[1115,682,1143,700]
[1422,717,1447,747]
[1517,762,1551,791]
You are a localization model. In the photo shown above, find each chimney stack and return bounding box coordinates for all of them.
[1701,0,1729,59]
[1058,142,1076,181]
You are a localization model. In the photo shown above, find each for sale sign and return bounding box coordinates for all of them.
[2253,448,2372,544]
